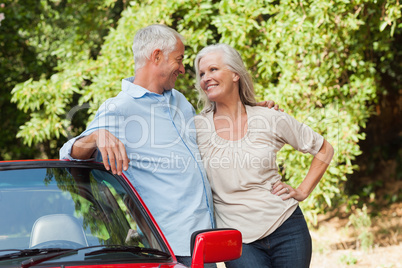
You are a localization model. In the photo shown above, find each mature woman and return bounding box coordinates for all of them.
[194,44,334,268]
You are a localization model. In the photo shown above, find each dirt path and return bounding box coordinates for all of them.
[311,244,402,268]
[311,202,401,267]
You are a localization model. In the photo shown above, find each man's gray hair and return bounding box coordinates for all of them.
[132,24,185,71]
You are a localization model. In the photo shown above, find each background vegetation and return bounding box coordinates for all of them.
[1,0,401,224]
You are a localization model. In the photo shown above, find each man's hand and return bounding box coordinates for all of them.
[256,100,284,112]
[71,129,130,175]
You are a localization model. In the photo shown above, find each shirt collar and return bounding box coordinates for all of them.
[121,76,172,99]
[121,76,149,98]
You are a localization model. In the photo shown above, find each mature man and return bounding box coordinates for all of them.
[60,24,277,267]
[60,24,215,267]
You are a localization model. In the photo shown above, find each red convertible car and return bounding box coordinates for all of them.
[0,160,241,267]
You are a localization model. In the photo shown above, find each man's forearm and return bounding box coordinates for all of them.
[70,134,97,160]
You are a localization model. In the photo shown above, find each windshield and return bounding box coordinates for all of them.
[0,164,169,266]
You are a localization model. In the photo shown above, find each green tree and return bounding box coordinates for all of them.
[0,0,46,160]
[0,0,125,159]
[10,0,402,222]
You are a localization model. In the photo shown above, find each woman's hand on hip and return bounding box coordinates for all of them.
[271,181,308,201]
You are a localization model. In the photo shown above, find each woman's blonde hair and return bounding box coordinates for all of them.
[194,44,256,112]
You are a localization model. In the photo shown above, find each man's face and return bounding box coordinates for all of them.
[158,39,185,91]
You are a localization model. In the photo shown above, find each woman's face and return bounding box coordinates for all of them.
[198,52,239,103]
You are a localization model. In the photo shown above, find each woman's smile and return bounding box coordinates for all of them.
[199,53,239,102]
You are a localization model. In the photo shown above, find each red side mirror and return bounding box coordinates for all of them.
[190,228,242,267]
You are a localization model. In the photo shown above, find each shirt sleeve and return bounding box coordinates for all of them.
[194,113,213,150]
[275,112,324,156]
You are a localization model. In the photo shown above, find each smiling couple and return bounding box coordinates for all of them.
[61,24,333,268]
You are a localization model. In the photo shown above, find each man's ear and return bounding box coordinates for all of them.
[151,49,163,64]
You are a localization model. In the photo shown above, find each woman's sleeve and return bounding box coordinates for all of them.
[194,114,213,148]
[274,112,324,156]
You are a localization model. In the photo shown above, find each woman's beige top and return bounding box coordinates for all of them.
[194,105,324,243]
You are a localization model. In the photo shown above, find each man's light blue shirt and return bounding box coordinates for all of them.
[60,77,215,256]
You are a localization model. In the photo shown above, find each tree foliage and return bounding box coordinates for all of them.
[9,0,402,222]
[0,0,46,160]
[0,0,125,158]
